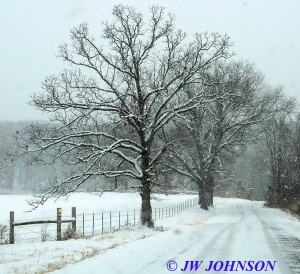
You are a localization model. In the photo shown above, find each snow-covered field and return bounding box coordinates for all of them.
[1,195,299,274]
[0,192,197,243]
[0,191,197,222]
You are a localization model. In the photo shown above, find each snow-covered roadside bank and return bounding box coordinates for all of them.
[0,207,216,274]
[0,227,158,274]
[0,192,200,273]
[0,196,211,274]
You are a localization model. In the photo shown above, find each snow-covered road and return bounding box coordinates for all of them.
[52,199,300,274]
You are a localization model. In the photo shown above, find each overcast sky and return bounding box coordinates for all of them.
[0,0,299,121]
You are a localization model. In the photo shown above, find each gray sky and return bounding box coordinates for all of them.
[0,0,299,121]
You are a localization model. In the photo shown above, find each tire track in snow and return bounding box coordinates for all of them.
[248,206,294,274]
[144,204,244,272]
[194,204,244,261]
[268,226,300,273]
[215,204,245,260]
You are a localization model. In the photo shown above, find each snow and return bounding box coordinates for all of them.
[1,196,299,274]
[50,198,299,274]
[0,192,197,242]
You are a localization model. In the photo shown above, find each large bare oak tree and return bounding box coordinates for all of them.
[19,5,231,226]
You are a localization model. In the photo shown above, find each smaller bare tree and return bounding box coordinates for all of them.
[165,61,292,210]
[264,110,300,209]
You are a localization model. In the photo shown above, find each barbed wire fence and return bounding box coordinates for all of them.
[77,197,198,236]
[4,197,198,244]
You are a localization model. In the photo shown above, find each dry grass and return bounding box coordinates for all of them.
[282,208,300,221]
[181,219,204,226]
[35,234,152,273]
[37,248,101,274]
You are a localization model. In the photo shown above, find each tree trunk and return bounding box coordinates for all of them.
[140,148,154,228]
[198,188,202,205]
[140,179,154,227]
[197,181,203,205]
[200,172,214,210]
[207,172,214,207]
[200,184,209,210]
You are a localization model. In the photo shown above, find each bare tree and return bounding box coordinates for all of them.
[18,5,231,226]
[0,139,15,191]
[264,111,300,209]
[165,61,288,210]
[0,140,6,171]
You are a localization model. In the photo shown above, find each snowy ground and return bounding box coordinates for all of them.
[0,192,198,273]
[0,192,197,243]
[0,196,300,274]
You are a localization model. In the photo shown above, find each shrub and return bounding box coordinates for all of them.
[40,224,51,242]
[0,224,8,245]
[62,224,78,240]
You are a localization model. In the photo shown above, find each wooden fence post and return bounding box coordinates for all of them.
[110,211,112,232]
[92,213,95,235]
[57,208,62,241]
[101,212,103,234]
[82,213,85,236]
[72,207,76,232]
[9,211,14,244]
